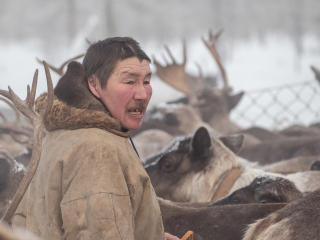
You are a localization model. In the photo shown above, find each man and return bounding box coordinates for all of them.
[12,37,179,240]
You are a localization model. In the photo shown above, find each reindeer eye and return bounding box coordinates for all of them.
[161,159,175,172]
[163,161,171,169]
[233,199,240,204]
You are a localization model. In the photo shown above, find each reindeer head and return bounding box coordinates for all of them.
[145,127,244,202]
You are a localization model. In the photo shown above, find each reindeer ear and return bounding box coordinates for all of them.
[226,92,244,111]
[191,127,212,160]
[219,134,244,154]
[0,157,11,190]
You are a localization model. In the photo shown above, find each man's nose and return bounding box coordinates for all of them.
[133,84,148,100]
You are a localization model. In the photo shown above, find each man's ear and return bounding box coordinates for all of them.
[88,75,101,99]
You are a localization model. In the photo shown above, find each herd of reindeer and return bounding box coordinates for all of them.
[1,30,320,239]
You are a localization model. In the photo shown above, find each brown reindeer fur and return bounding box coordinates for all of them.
[133,129,174,161]
[130,119,185,137]
[238,136,320,164]
[310,159,320,171]
[195,88,242,134]
[279,124,320,138]
[131,88,243,137]
[243,189,320,240]
[131,104,218,138]
[260,155,320,174]
[159,198,286,240]
[236,127,287,142]
[210,176,304,206]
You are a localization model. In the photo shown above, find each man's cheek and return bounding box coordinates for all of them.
[147,87,153,100]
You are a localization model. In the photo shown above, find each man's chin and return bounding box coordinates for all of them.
[122,121,143,131]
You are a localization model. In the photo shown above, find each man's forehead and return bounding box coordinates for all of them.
[115,58,151,74]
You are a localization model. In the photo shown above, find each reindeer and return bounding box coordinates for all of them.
[243,189,320,240]
[145,126,320,203]
[0,97,34,167]
[256,155,320,174]
[0,61,53,224]
[156,30,245,133]
[209,175,305,206]
[160,198,286,240]
[238,135,320,165]
[131,30,244,139]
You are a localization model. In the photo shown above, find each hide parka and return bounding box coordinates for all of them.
[12,62,165,240]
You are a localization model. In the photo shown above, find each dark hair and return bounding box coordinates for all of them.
[82,37,151,88]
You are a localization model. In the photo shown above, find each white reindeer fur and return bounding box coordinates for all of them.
[182,135,320,202]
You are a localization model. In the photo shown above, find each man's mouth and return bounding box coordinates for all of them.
[128,108,143,115]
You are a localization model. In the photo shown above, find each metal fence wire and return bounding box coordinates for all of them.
[230,80,320,131]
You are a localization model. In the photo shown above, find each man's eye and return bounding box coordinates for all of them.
[144,81,150,85]
[126,81,134,85]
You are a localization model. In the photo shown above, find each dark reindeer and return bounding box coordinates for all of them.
[160,198,286,240]
[209,176,304,206]
[243,189,320,240]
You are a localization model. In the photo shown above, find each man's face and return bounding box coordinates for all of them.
[97,57,152,130]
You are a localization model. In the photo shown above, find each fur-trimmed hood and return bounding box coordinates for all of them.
[35,61,129,138]
[35,93,129,138]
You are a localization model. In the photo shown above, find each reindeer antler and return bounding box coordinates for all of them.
[0,61,53,224]
[202,29,232,93]
[36,53,85,76]
[154,40,199,101]
[193,61,204,89]
[311,65,320,83]
[0,97,33,138]
[86,38,92,45]
[0,97,21,125]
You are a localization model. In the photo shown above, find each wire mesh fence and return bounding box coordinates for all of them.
[230,80,320,131]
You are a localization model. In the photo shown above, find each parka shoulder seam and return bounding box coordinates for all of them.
[61,191,129,205]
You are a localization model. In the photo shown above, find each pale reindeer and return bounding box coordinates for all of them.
[132,30,246,160]
[152,29,244,135]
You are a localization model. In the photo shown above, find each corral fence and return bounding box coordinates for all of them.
[230,80,320,131]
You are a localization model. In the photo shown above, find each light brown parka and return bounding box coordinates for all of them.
[12,94,165,240]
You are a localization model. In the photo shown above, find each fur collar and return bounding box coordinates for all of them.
[35,93,130,138]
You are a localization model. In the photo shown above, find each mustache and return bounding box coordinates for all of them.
[127,101,147,111]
